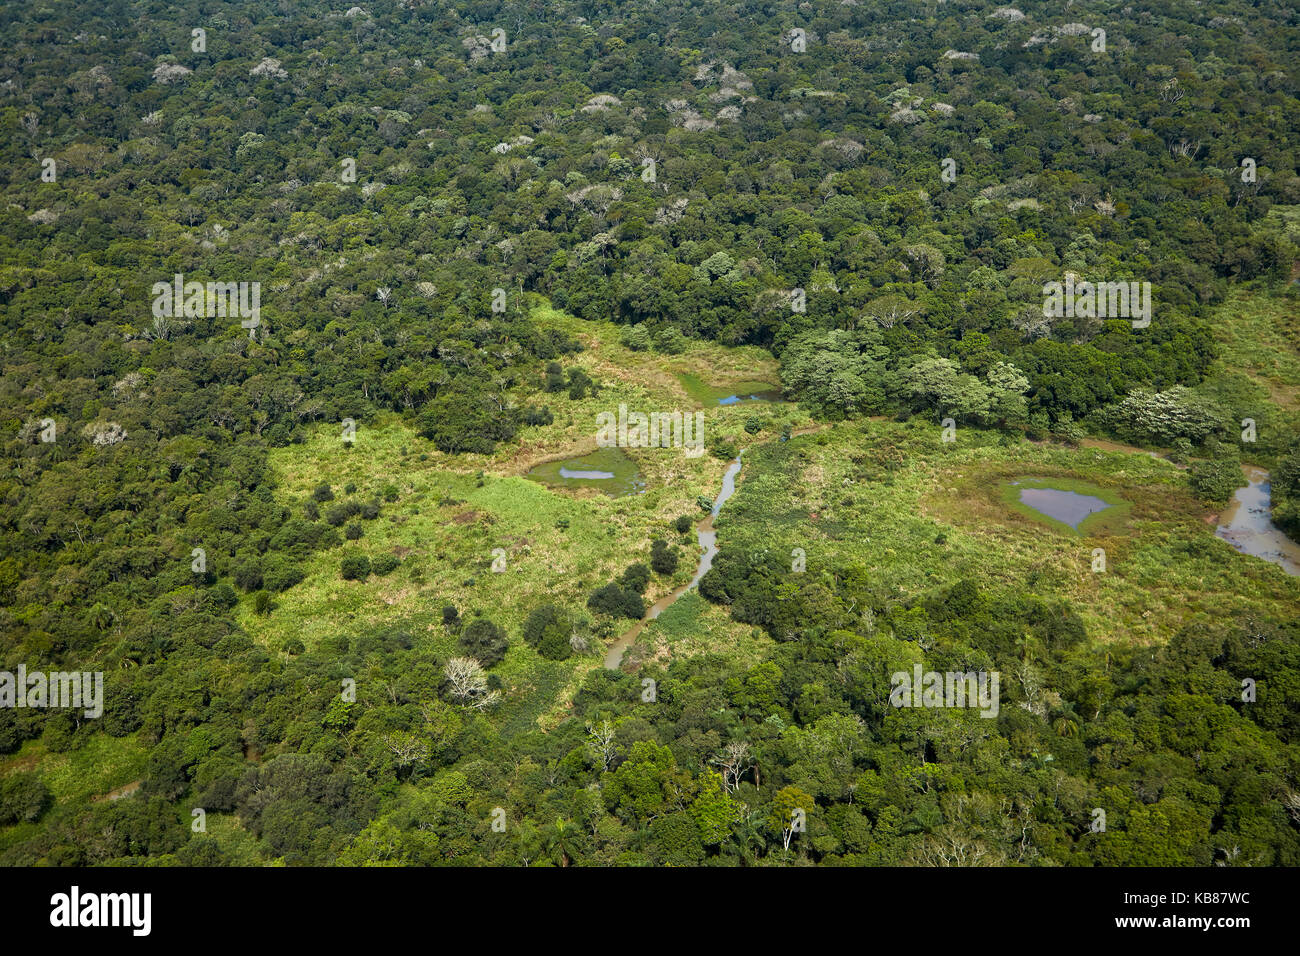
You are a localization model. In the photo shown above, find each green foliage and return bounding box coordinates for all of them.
[1189,459,1245,504]
[459,618,509,668]
[1103,387,1227,446]
[340,554,371,581]
[588,583,646,620]
[620,563,651,594]
[0,773,51,825]
[0,0,1296,871]
[417,382,519,454]
[522,604,574,661]
[1274,450,1300,535]
[650,540,679,576]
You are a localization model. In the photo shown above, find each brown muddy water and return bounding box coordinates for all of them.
[1216,466,1300,576]
[604,454,744,669]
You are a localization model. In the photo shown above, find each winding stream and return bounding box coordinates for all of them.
[601,432,1300,669]
[603,453,744,670]
[1216,466,1300,576]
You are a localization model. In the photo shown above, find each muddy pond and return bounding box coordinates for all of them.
[525,447,644,497]
[677,372,783,406]
[1216,466,1300,576]
[1006,478,1126,532]
[1015,485,1114,530]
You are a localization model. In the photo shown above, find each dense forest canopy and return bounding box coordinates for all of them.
[0,0,1298,866]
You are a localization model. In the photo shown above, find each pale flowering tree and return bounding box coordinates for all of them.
[381,732,430,776]
[444,657,500,710]
[586,720,618,771]
[712,741,752,793]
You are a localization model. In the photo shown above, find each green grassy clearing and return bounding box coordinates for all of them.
[1191,289,1300,464]
[0,733,148,805]
[241,305,803,728]
[717,420,1299,649]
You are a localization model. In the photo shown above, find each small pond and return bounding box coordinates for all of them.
[525,446,644,497]
[1007,479,1124,532]
[677,372,783,406]
[718,389,783,406]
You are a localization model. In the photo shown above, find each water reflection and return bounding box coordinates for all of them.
[526,447,644,497]
[1216,466,1300,576]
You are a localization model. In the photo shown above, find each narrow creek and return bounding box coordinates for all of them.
[604,453,744,670]
[1083,442,1300,577]
[1216,466,1300,576]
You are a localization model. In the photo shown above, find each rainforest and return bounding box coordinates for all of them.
[0,0,1298,870]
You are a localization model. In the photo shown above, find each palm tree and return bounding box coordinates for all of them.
[88,602,112,630]
[544,818,578,867]
[1053,716,1080,737]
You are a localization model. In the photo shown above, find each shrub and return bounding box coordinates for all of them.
[522,604,573,660]
[524,405,554,426]
[312,483,334,503]
[460,618,509,667]
[620,563,650,594]
[208,582,238,610]
[1189,458,1244,504]
[0,772,51,825]
[711,440,738,461]
[372,553,400,576]
[263,555,305,592]
[588,583,645,620]
[650,540,679,576]
[442,605,460,629]
[233,561,263,592]
[674,515,693,535]
[341,554,371,580]
[344,523,363,540]
[566,368,597,400]
[654,326,688,355]
[620,324,652,351]
[1274,450,1300,536]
